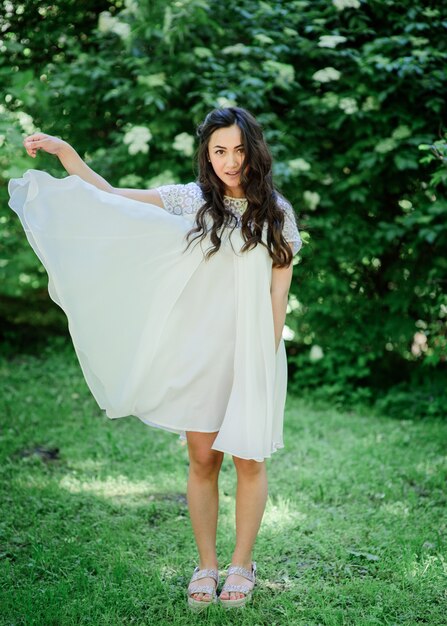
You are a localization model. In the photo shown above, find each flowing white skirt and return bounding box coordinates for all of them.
[8,169,288,461]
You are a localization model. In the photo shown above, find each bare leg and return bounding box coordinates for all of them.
[186,431,224,601]
[220,457,268,601]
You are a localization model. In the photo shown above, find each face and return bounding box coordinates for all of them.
[208,124,247,197]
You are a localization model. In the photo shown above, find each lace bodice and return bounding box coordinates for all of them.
[156,182,302,255]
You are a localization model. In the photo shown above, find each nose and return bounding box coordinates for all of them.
[226,152,240,170]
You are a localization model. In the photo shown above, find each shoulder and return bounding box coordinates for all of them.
[273,191,302,255]
[155,182,204,215]
[274,190,295,215]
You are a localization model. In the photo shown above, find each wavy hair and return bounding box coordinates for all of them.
[183,107,294,268]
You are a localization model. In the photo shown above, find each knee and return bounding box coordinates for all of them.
[189,449,223,479]
[232,457,266,478]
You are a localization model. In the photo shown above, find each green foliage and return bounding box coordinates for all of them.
[0,0,446,415]
[374,380,447,421]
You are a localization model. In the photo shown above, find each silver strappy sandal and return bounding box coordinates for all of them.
[187,566,219,612]
[219,562,257,609]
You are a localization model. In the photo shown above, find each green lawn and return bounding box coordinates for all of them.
[1,341,446,625]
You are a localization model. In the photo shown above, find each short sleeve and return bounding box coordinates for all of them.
[156,182,204,216]
[276,195,302,255]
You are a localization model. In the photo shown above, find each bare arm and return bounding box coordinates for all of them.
[23,133,164,207]
[271,250,294,352]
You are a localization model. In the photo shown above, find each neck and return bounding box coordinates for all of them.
[224,188,246,199]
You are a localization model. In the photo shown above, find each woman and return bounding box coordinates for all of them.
[9,107,302,611]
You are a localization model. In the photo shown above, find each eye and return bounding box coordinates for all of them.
[238,148,245,153]
[214,150,224,155]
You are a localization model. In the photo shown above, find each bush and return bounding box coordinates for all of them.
[1,0,446,416]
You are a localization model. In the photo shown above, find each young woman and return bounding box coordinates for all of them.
[9,107,302,611]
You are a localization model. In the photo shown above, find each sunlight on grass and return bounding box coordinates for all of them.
[59,474,156,502]
[262,495,307,530]
[415,455,447,475]
[159,564,181,580]
[69,459,107,471]
[380,501,410,516]
[407,554,446,579]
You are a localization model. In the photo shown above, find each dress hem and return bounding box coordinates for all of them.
[210,442,284,462]
[107,410,283,462]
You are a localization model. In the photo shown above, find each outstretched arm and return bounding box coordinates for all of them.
[23,133,164,207]
[270,250,294,352]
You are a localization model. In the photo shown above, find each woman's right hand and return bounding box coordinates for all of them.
[23,133,69,159]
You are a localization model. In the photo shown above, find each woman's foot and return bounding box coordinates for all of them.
[187,565,219,611]
[219,562,257,608]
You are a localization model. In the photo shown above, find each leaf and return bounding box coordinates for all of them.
[347,549,380,561]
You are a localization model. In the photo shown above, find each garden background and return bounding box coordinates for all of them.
[1,0,446,416]
[0,1,446,624]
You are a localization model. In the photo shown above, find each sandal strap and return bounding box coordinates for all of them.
[188,583,216,596]
[226,562,256,583]
[189,567,219,585]
[220,583,252,594]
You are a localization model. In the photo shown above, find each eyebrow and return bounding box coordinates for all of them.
[212,144,244,149]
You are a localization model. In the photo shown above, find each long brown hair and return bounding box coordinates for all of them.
[183,107,294,268]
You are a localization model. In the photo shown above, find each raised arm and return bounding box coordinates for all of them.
[23,133,164,207]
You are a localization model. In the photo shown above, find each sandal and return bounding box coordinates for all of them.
[187,566,219,612]
[219,562,257,609]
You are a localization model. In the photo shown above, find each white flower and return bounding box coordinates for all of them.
[322,92,340,109]
[98,11,115,32]
[332,0,361,10]
[288,158,311,173]
[118,174,143,188]
[398,199,413,211]
[147,170,177,188]
[312,67,341,82]
[303,191,320,210]
[282,325,295,341]
[411,332,427,357]
[173,132,195,157]
[339,97,358,114]
[19,273,32,284]
[263,60,295,87]
[287,295,301,312]
[362,96,380,112]
[318,35,347,48]
[310,345,324,361]
[98,11,130,39]
[123,126,152,155]
[124,0,139,14]
[216,96,237,108]
[17,111,36,134]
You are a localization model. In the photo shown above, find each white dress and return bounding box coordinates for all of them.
[8,170,302,461]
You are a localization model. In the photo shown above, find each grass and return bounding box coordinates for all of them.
[1,340,446,625]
